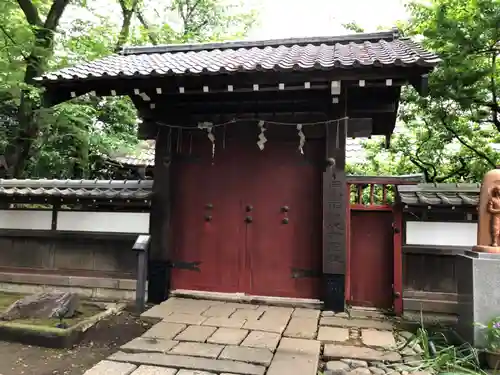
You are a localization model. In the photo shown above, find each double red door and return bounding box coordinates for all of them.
[171,135,323,299]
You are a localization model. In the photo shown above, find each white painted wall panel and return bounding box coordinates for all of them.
[405,221,477,247]
[0,210,52,230]
[57,211,149,233]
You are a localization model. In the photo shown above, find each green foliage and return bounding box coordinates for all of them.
[351,0,500,183]
[0,0,256,178]
[475,317,500,352]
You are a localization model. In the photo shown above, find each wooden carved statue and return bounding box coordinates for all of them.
[474,166,500,253]
[488,186,500,246]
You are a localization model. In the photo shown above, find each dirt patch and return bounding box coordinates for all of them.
[0,309,153,375]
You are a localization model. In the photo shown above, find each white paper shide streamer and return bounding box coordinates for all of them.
[257,120,267,150]
[198,121,216,158]
[297,124,305,154]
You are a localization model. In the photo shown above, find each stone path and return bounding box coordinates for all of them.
[83,298,428,375]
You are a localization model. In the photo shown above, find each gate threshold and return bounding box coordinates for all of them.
[170,289,323,309]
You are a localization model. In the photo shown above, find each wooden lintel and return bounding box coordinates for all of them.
[409,74,429,96]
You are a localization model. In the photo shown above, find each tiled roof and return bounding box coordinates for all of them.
[397,183,480,206]
[0,179,153,200]
[37,30,440,83]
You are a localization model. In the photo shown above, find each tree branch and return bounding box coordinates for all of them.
[16,0,42,27]
[44,0,70,31]
[0,23,28,59]
[136,9,159,45]
[438,113,497,167]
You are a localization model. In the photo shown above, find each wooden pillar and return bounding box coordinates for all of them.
[148,126,172,303]
[322,118,347,312]
[392,202,404,315]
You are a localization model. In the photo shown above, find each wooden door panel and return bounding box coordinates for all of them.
[246,140,323,299]
[349,210,394,309]
[170,136,241,293]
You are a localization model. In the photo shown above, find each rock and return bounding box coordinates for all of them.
[368,366,386,374]
[325,360,350,374]
[341,359,368,368]
[348,368,371,375]
[0,291,79,321]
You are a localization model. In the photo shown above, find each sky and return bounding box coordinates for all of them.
[247,0,408,39]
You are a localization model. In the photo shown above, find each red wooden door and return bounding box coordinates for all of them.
[170,136,242,293]
[170,135,323,299]
[244,140,323,299]
[349,210,394,309]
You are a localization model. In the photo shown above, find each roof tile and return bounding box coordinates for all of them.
[397,183,480,206]
[38,32,439,83]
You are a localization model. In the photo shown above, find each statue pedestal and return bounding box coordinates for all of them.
[457,250,500,347]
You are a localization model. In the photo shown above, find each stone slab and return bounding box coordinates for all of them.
[142,323,187,340]
[177,371,214,375]
[141,305,174,319]
[109,352,266,375]
[175,325,216,342]
[257,306,294,315]
[240,331,281,352]
[231,309,264,320]
[243,316,289,333]
[207,327,249,345]
[131,365,178,375]
[267,338,320,375]
[317,326,349,342]
[202,305,237,318]
[169,342,224,358]
[283,317,318,339]
[149,299,217,316]
[122,337,179,353]
[84,360,137,375]
[219,345,274,366]
[361,329,396,348]
[292,308,320,319]
[323,344,401,362]
[163,313,208,325]
[319,317,393,330]
[202,317,246,329]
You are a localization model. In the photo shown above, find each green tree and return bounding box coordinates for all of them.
[353,0,500,183]
[0,0,256,179]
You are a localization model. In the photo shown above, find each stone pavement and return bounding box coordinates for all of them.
[83,298,427,375]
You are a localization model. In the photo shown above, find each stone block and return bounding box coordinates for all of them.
[157,298,218,315]
[202,317,246,329]
[267,338,320,375]
[319,317,393,330]
[174,325,216,342]
[122,337,178,353]
[131,365,178,375]
[141,304,173,319]
[323,344,401,362]
[243,315,289,333]
[457,252,500,347]
[202,305,237,318]
[219,346,273,366]
[163,313,208,325]
[292,308,320,319]
[361,329,396,348]
[207,327,249,345]
[240,331,281,351]
[84,360,137,375]
[177,371,215,375]
[325,360,350,374]
[142,322,186,340]
[231,309,264,320]
[317,327,349,342]
[169,342,224,358]
[283,317,318,339]
[108,352,266,375]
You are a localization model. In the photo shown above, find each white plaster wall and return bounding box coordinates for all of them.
[0,210,52,230]
[406,221,477,247]
[57,211,149,233]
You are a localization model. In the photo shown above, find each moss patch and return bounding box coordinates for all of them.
[0,292,103,328]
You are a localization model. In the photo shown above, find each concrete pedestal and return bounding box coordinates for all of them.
[457,251,500,347]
